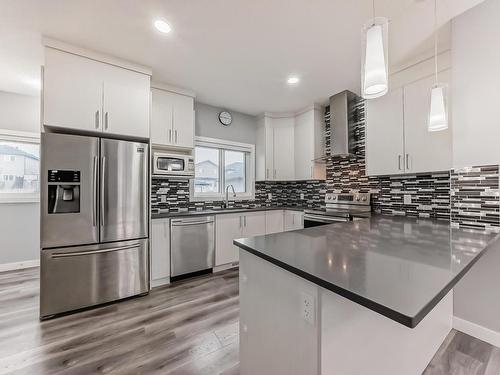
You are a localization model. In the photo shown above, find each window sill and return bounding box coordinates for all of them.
[0,197,40,204]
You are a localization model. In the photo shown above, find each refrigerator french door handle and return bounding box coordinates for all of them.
[100,156,106,226]
[51,243,141,258]
[92,156,98,226]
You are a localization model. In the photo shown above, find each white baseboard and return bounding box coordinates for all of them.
[453,316,500,348]
[213,262,239,273]
[151,277,170,288]
[0,259,39,272]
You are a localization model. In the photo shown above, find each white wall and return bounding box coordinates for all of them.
[0,91,40,268]
[194,102,257,144]
[451,0,500,341]
[452,0,500,168]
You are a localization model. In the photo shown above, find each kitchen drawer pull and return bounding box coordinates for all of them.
[398,155,402,170]
[405,154,410,170]
[52,243,141,258]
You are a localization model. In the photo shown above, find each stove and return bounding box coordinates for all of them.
[303,193,371,228]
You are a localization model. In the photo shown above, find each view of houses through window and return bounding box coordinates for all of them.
[0,139,40,199]
[193,138,253,200]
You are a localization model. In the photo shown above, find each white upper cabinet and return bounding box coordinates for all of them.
[256,106,325,181]
[404,71,452,173]
[272,122,295,180]
[43,47,150,138]
[256,116,294,181]
[365,70,452,176]
[102,65,150,138]
[366,88,405,176]
[151,88,194,149]
[294,107,325,180]
[44,48,104,132]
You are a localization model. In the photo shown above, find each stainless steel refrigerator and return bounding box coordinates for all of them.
[40,133,149,319]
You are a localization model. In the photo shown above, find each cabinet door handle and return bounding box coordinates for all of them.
[405,154,410,170]
[398,155,402,170]
[244,216,247,227]
[168,129,172,143]
[95,110,100,129]
[104,112,109,130]
[266,168,269,179]
[292,215,295,225]
[175,130,178,144]
[273,169,276,179]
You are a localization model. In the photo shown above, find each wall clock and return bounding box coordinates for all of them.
[218,111,232,126]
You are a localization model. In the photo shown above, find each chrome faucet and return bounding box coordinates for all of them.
[224,184,236,208]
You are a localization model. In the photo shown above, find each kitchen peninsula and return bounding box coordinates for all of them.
[234,216,499,375]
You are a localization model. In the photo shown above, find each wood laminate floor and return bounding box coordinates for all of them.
[0,267,498,375]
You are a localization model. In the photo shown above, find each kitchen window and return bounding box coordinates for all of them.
[0,129,40,203]
[191,136,255,201]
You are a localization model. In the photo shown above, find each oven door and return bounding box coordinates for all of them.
[153,154,191,176]
[303,214,350,228]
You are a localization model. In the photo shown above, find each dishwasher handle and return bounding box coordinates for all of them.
[171,216,215,226]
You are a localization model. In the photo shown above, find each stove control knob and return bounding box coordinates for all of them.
[362,196,367,202]
[355,196,360,201]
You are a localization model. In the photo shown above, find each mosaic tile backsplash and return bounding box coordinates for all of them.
[151,179,325,213]
[152,100,500,230]
[451,165,500,231]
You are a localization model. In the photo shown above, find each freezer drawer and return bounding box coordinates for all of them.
[40,239,148,318]
[170,216,215,277]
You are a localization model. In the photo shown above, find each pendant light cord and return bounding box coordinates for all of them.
[434,0,438,85]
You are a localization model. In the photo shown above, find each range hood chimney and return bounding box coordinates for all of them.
[329,90,361,158]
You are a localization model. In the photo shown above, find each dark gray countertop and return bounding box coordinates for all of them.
[152,206,306,219]
[234,215,500,328]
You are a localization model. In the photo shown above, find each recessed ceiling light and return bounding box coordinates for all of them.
[154,19,172,34]
[287,76,300,85]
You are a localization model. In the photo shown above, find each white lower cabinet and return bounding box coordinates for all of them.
[216,213,244,266]
[215,211,267,266]
[151,218,170,287]
[284,210,304,231]
[265,210,284,234]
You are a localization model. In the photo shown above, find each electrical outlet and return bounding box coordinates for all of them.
[160,195,167,203]
[300,193,305,200]
[301,292,315,325]
[403,194,412,205]
[268,193,272,200]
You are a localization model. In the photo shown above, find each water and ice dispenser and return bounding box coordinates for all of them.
[47,170,81,214]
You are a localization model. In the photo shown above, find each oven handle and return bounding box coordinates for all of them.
[304,214,349,223]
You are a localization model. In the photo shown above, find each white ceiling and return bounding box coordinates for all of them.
[0,0,484,114]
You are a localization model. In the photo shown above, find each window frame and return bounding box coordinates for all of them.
[190,136,255,202]
[0,129,40,204]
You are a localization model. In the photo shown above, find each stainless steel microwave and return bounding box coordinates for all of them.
[153,152,195,177]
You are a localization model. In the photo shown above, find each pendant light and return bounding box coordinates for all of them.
[361,0,389,99]
[428,0,448,132]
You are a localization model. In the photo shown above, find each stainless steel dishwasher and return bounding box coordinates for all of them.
[170,216,215,278]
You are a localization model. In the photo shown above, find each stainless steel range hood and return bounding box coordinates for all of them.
[328,90,361,158]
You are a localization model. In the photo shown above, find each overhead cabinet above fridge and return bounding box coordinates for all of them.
[43,46,151,139]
